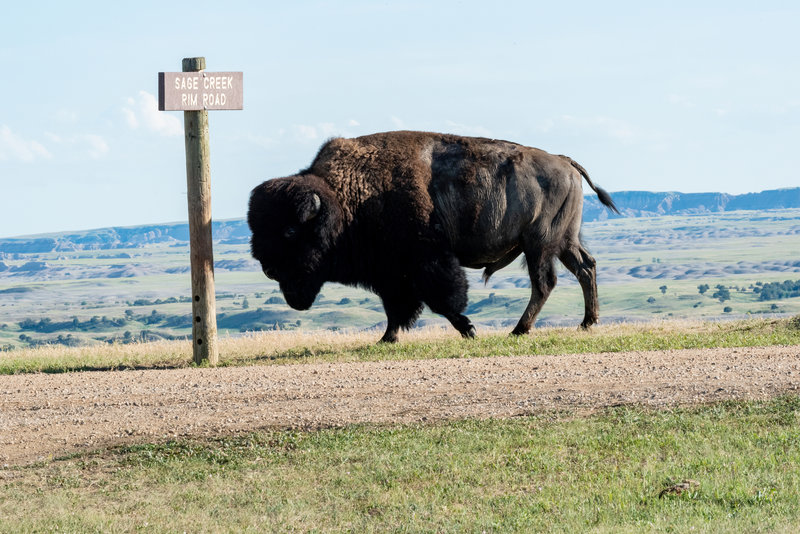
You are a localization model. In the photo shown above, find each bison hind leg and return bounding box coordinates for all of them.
[559,244,599,329]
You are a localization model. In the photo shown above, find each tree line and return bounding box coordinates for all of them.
[754,280,800,301]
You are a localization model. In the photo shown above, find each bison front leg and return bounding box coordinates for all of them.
[415,254,476,339]
[512,251,557,336]
[376,283,424,343]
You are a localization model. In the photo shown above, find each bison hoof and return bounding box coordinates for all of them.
[461,326,477,339]
[379,333,399,344]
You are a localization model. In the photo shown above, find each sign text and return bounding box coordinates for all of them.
[158,71,243,111]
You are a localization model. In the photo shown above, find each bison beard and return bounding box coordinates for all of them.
[248,131,619,343]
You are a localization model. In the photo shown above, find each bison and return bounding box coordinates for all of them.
[248,131,618,342]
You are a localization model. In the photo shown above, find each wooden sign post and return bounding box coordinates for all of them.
[158,57,243,365]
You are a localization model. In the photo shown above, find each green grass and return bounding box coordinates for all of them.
[2,317,799,375]
[294,317,800,364]
[2,396,799,532]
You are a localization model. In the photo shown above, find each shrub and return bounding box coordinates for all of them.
[712,285,731,302]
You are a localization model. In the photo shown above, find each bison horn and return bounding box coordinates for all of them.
[300,193,321,223]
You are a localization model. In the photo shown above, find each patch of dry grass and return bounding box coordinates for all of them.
[0,324,459,373]
[1,317,798,375]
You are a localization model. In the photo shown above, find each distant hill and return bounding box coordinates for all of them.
[584,187,800,221]
[0,220,251,255]
[3,187,800,254]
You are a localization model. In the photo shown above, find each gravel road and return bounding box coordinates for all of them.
[1,345,799,466]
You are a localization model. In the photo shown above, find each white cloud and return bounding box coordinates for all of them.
[55,109,79,123]
[556,115,638,143]
[0,125,51,162]
[318,122,338,138]
[122,91,183,137]
[670,93,732,118]
[44,132,110,160]
[244,133,277,149]
[83,134,110,159]
[290,122,348,142]
[347,119,360,127]
[293,124,319,141]
[122,99,138,129]
[536,118,556,133]
[443,120,492,137]
[667,94,694,108]
[390,116,405,129]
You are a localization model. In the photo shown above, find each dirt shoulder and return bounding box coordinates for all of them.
[1,345,799,466]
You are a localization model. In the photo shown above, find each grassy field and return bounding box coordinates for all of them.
[1,396,798,532]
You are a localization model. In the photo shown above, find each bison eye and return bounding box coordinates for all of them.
[284,227,297,239]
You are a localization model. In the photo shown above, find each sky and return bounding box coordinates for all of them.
[1,1,798,238]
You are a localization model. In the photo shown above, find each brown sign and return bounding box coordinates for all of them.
[158,71,243,111]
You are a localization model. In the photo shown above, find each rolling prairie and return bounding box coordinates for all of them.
[1,209,799,350]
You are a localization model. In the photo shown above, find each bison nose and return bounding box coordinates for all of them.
[263,268,277,280]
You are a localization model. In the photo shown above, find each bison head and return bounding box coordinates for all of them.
[247,175,343,310]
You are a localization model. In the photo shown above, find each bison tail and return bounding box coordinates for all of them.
[563,157,620,215]
[481,268,493,285]
[593,186,620,215]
